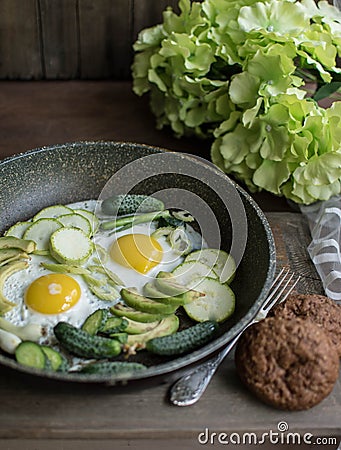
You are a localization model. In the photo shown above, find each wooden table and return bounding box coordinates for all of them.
[0,82,340,450]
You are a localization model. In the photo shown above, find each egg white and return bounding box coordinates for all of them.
[2,199,204,344]
[94,222,186,292]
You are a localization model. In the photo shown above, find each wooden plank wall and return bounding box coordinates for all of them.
[0,0,334,80]
[0,0,179,80]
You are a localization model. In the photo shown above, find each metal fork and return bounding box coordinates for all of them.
[169,268,300,406]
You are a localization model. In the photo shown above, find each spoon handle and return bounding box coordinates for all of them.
[169,335,239,406]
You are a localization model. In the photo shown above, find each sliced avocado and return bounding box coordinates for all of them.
[0,261,28,314]
[110,303,171,323]
[154,277,203,304]
[120,288,178,315]
[143,282,188,306]
[0,236,36,253]
[156,271,173,279]
[124,317,161,334]
[127,314,179,346]
[0,248,28,266]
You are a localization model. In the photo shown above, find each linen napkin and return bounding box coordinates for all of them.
[300,195,341,303]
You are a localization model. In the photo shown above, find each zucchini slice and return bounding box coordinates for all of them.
[185,248,236,284]
[57,213,92,236]
[184,276,235,323]
[74,209,99,235]
[4,221,31,239]
[49,227,93,265]
[33,204,73,221]
[171,260,218,286]
[23,218,62,251]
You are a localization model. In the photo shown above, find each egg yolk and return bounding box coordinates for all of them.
[110,233,163,274]
[25,273,81,314]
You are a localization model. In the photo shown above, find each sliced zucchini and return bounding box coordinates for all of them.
[15,341,46,369]
[23,218,62,251]
[146,320,219,355]
[49,227,93,265]
[171,261,218,286]
[185,248,236,284]
[184,277,235,323]
[74,209,99,235]
[4,221,31,239]
[57,213,92,236]
[33,204,73,221]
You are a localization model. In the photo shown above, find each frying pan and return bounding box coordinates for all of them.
[0,141,276,385]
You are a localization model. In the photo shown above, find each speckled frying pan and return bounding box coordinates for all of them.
[0,141,276,386]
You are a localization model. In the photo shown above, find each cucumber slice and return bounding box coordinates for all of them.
[23,218,62,251]
[74,209,99,235]
[33,204,73,221]
[58,213,92,236]
[184,277,235,323]
[81,309,109,335]
[15,341,46,369]
[171,261,218,286]
[49,227,93,265]
[41,346,68,372]
[4,221,31,238]
[185,249,236,284]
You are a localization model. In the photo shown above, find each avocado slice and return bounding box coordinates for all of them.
[0,248,28,266]
[120,288,178,315]
[143,282,188,306]
[110,303,171,323]
[0,236,36,253]
[124,317,161,334]
[127,315,179,346]
[0,261,28,313]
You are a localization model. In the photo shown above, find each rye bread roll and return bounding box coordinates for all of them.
[235,317,339,410]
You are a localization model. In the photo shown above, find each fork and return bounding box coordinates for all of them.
[169,268,300,406]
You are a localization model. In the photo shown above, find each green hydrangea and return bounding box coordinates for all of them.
[132,0,341,204]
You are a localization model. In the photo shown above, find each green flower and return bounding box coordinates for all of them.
[132,0,341,204]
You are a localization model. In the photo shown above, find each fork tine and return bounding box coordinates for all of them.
[261,268,300,315]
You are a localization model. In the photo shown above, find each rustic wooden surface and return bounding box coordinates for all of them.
[0,212,339,450]
[0,0,179,80]
[0,81,340,449]
[0,80,293,212]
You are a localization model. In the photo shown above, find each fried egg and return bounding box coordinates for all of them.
[94,222,187,291]
[2,199,203,344]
